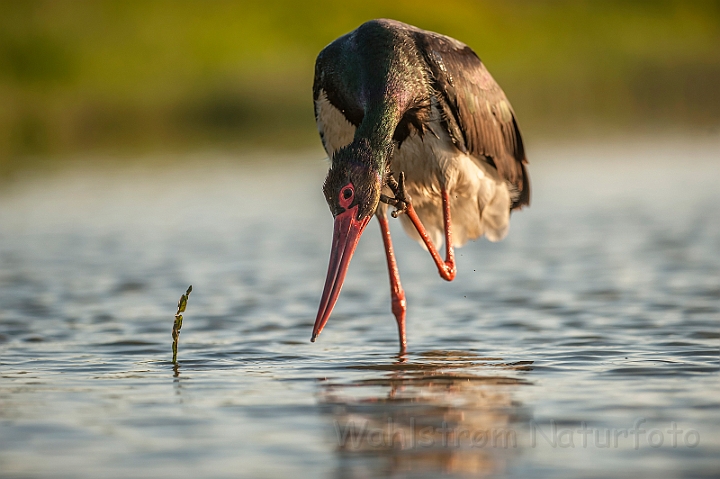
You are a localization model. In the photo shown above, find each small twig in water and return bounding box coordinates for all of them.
[172,285,192,364]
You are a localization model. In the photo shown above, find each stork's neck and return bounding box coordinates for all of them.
[353,99,404,173]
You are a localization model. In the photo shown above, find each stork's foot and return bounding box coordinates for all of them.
[380,171,411,218]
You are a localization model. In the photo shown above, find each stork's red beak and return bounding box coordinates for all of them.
[311,205,371,342]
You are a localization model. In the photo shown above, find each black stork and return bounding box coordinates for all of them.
[311,19,530,352]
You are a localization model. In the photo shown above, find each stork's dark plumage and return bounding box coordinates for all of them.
[311,19,530,352]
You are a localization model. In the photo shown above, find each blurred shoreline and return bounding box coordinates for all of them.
[2,132,717,192]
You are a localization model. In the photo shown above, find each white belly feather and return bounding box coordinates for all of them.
[315,89,511,248]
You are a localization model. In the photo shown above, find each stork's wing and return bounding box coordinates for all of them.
[417,32,530,208]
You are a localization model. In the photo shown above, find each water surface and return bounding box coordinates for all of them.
[1,142,719,478]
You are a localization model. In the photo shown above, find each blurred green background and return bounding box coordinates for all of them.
[2,0,719,175]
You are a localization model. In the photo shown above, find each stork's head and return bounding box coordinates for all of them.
[312,140,386,342]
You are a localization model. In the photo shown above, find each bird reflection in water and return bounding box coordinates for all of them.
[318,351,533,477]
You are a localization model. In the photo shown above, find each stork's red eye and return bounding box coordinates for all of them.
[338,184,354,208]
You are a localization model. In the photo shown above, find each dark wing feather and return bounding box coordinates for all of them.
[415,31,530,208]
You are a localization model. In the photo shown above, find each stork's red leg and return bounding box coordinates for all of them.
[405,189,456,281]
[376,209,407,352]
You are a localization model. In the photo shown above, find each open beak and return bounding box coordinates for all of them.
[311,206,370,342]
